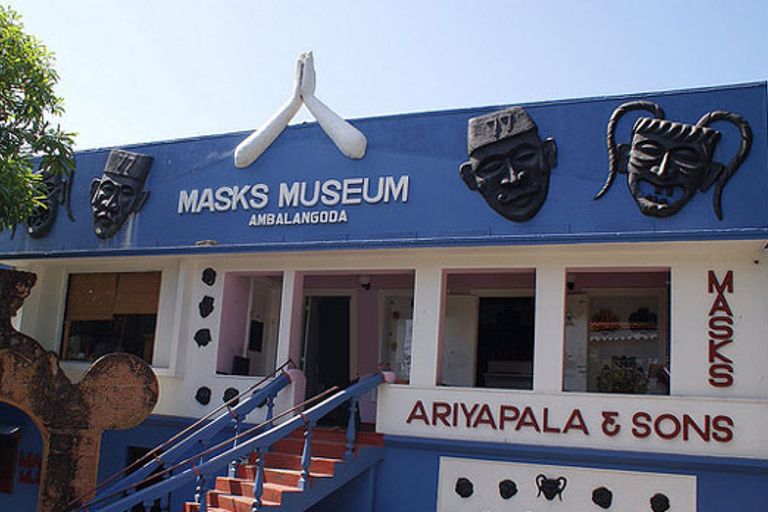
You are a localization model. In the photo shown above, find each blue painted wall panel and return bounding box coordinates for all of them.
[0,83,766,258]
[373,436,768,512]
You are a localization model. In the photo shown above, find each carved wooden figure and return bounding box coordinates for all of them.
[0,269,158,512]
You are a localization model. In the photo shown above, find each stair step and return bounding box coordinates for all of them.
[215,478,299,504]
[213,488,290,511]
[230,464,334,487]
[271,438,353,459]
[183,504,229,512]
[241,453,340,476]
[286,427,384,446]
[190,427,385,511]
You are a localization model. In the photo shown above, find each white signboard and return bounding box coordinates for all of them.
[377,386,768,459]
[438,457,696,512]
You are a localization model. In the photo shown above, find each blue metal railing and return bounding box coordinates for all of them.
[84,372,387,512]
[98,371,291,503]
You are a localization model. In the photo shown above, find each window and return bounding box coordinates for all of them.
[440,270,535,389]
[61,272,161,363]
[217,274,282,376]
[0,427,19,494]
[126,446,161,512]
[380,292,413,383]
[563,269,670,395]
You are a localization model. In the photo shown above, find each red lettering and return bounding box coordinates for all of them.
[708,270,734,295]
[406,400,429,425]
[708,364,734,387]
[18,451,35,468]
[631,412,652,438]
[473,404,497,430]
[654,413,681,440]
[682,414,710,442]
[432,402,451,426]
[460,402,479,427]
[542,407,561,433]
[563,409,589,436]
[712,415,734,443]
[499,406,519,429]
[708,316,734,339]
[709,339,733,364]
[18,469,38,485]
[601,411,620,436]
[707,271,735,389]
[452,403,459,427]
[516,406,541,432]
[708,295,733,316]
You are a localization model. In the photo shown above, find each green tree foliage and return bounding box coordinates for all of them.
[0,5,75,232]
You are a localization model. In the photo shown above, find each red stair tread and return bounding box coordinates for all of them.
[240,455,340,477]
[196,427,384,511]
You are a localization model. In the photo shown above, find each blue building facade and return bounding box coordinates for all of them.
[1,82,767,511]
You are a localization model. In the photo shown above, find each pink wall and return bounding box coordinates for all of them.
[217,274,251,373]
[303,272,415,424]
[447,271,535,294]
[567,271,669,294]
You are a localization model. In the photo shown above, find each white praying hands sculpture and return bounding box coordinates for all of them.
[234,52,367,168]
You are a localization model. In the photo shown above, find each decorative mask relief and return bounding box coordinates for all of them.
[455,477,474,498]
[194,328,211,348]
[223,387,239,406]
[592,486,614,509]
[91,149,153,239]
[199,295,215,318]
[26,169,74,238]
[460,106,557,222]
[650,493,671,512]
[195,386,212,405]
[498,479,518,499]
[536,474,567,501]
[595,101,752,219]
[202,267,217,286]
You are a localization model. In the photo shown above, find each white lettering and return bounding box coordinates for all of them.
[363,177,384,203]
[230,185,251,211]
[384,176,409,203]
[301,181,320,207]
[321,180,341,206]
[279,182,301,208]
[214,187,233,212]
[342,177,363,205]
[197,188,215,212]
[249,184,269,209]
[178,189,199,214]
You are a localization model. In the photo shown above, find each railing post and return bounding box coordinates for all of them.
[298,420,314,491]
[344,398,359,461]
[195,470,209,512]
[228,413,243,477]
[251,448,265,512]
[266,394,275,422]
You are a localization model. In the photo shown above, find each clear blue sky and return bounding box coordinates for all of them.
[8,0,768,150]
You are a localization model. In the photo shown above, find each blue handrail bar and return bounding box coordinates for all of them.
[88,372,385,512]
[95,371,291,503]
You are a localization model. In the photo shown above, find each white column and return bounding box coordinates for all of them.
[533,263,566,392]
[275,269,303,368]
[409,265,445,387]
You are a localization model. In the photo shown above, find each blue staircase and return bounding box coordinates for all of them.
[188,427,385,512]
[78,372,391,512]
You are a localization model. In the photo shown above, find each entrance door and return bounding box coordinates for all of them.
[475,297,535,389]
[301,296,351,399]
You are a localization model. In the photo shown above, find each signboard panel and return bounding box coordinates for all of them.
[1,83,765,258]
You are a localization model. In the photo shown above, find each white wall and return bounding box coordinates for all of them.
[7,239,768,430]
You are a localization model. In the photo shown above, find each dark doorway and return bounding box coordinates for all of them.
[475,297,535,389]
[301,296,351,399]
